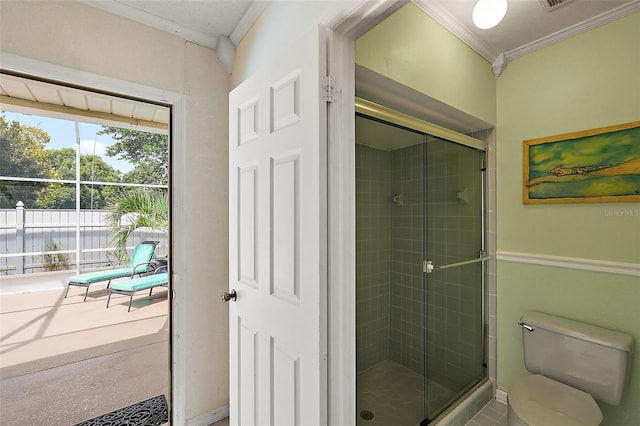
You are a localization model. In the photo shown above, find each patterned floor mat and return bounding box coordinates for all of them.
[74,395,168,426]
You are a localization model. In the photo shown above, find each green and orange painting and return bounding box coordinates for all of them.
[523,122,640,203]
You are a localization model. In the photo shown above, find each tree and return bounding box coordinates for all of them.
[98,127,168,185]
[38,148,123,209]
[0,114,55,208]
[1,117,166,210]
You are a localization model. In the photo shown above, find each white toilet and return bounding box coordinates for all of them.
[507,311,634,426]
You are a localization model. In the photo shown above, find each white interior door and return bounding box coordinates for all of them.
[229,26,328,426]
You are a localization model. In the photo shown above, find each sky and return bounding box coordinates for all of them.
[2,110,134,174]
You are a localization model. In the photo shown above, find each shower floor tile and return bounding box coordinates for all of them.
[357,360,455,426]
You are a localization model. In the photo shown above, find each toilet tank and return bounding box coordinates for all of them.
[520,311,634,406]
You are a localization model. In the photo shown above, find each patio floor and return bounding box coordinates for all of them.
[0,279,169,425]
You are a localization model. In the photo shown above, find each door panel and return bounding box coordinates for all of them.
[239,319,257,425]
[271,153,299,302]
[238,163,258,287]
[229,27,328,426]
[424,138,486,421]
[272,337,300,425]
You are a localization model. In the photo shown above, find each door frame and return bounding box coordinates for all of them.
[324,2,410,423]
[325,1,496,422]
[0,52,189,424]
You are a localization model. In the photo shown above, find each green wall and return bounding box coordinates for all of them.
[356,4,639,423]
[356,3,496,126]
[496,11,640,425]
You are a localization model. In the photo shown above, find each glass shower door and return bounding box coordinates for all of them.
[354,103,488,425]
[422,136,487,423]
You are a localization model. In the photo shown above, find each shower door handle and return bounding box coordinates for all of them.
[424,256,489,273]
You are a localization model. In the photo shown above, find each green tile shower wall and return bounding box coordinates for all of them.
[356,141,485,391]
[389,143,426,375]
[356,145,391,372]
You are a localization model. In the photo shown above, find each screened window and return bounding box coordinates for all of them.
[0,110,169,275]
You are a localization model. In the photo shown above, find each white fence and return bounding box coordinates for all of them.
[0,203,168,275]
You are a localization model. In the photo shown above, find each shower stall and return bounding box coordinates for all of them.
[355,101,487,425]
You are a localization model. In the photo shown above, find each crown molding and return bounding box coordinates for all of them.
[82,0,270,50]
[230,1,270,45]
[504,0,640,64]
[81,0,220,50]
[412,0,497,63]
[328,0,409,39]
[414,0,640,76]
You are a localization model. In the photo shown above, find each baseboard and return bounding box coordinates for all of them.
[186,405,229,426]
[495,388,508,405]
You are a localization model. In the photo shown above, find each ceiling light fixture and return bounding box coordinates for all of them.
[472,0,508,29]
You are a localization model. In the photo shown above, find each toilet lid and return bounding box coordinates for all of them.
[509,374,603,426]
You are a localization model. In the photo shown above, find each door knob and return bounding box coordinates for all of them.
[222,289,237,303]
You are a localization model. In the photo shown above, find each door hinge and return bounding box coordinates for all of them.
[322,76,339,103]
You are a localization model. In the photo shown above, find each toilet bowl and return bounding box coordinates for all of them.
[507,312,634,426]
[507,374,602,426]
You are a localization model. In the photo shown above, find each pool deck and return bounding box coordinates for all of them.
[1,279,169,378]
[0,279,169,425]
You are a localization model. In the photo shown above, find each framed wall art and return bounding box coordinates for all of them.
[523,121,640,204]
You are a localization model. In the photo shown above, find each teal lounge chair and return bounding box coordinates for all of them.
[65,241,159,301]
[106,268,169,311]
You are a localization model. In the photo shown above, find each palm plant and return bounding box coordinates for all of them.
[104,189,168,261]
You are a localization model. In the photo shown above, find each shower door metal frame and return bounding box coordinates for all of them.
[422,143,488,424]
[355,98,489,425]
[355,98,486,151]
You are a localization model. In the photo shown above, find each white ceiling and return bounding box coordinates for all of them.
[85,0,640,75]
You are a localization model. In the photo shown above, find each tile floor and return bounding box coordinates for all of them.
[466,400,508,426]
[356,360,458,425]
[356,360,426,426]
